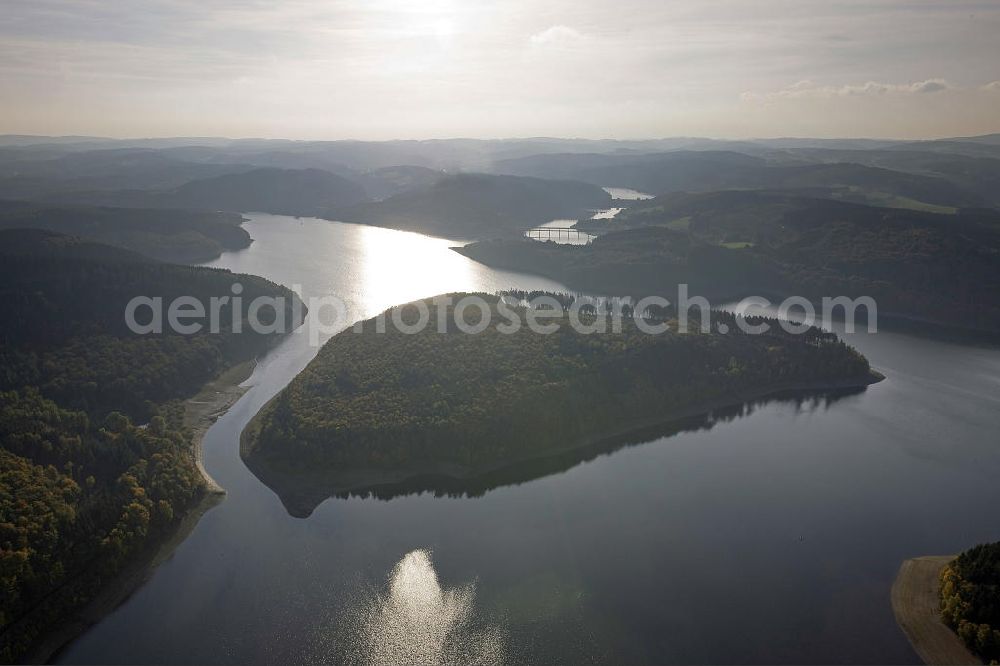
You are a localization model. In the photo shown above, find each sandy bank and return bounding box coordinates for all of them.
[19,360,256,664]
[183,359,256,494]
[891,555,981,666]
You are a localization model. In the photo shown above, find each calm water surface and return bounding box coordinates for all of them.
[531,186,652,245]
[58,214,1000,664]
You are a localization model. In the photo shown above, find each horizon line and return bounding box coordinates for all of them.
[3,131,1000,145]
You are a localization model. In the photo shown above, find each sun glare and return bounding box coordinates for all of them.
[356,224,475,317]
[356,550,505,666]
[432,18,457,40]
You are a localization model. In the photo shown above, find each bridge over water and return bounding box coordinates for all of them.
[524,226,595,243]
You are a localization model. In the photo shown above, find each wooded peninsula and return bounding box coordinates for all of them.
[241,293,881,511]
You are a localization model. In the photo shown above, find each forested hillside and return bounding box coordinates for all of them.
[0,147,253,199]
[771,148,1000,207]
[458,193,1000,333]
[0,230,301,661]
[0,201,251,263]
[493,150,984,210]
[352,165,445,200]
[341,173,611,238]
[41,167,370,218]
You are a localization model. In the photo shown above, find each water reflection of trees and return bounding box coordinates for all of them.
[252,387,863,516]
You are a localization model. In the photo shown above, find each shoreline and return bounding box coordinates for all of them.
[183,359,257,494]
[242,370,884,516]
[891,555,981,666]
[19,360,256,664]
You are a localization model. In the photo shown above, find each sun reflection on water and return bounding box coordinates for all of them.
[355,225,477,316]
[358,550,505,666]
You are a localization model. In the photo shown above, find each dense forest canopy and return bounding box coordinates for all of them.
[339,173,611,239]
[0,229,301,661]
[2,134,998,243]
[244,292,877,513]
[457,192,1000,333]
[940,542,1000,661]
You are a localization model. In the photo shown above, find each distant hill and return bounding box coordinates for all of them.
[0,148,254,199]
[0,228,300,371]
[40,167,370,217]
[894,138,1000,160]
[577,189,806,236]
[494,150,985,210]
[160,167,369,214]
[491,151,674,181]
[0,201,251,263]
[578,189,999,236]
[457,193,1000,333]
[352,165,446,200]
[3,132,998,171]
[341,173,611,239]
[771,148,1000,207]
[0,226,149,264]
[3,136,997,229]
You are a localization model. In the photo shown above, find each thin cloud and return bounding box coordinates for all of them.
[529,25,586,47]
[2,1,998,138]
[908,80,949,94]
[982,81,1000,92]
[742,78,953,102]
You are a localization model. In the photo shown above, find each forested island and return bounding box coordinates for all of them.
[456,192,1000,334]
[0,230,301,661]
[940,542,1000,662]
[242,293,880,515]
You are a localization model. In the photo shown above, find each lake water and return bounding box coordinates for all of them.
[57,214,1000,664]
[527,187,651,246]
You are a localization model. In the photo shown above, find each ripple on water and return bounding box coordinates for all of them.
[339,550,507,666]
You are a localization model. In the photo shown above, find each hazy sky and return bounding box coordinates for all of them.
[2,0,999,140]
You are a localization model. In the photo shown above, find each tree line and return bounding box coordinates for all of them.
[940,541,1000,661]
